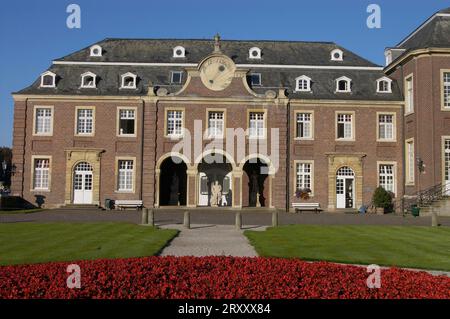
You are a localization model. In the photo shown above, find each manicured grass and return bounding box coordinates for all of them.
[0,222,178,265]
[245,225,450,271]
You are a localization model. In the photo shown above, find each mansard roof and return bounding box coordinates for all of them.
[15,38,402,101]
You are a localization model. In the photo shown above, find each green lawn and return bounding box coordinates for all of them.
[245,225,450,271]
[0,222,178,265]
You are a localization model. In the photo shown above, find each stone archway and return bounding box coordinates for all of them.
[157,155,188,207]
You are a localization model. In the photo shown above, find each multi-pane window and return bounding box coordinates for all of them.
[444,139,450,182]
[337,113,353,139]
[406,140,415,184]
[378,114,394,140]
[118,109,135,136]
[33,159,50,190]
[118,160,134,191]
[249,73,261,86]
[208,111,224,138]
[296,113,312,139]
[405,76,414,113]
[76,109,94,135]
[41,74,55,87]
[378,80,391,93]
[249,112,265,138]
[171,71,183,84]
[296,78,310,91]
[166,110,183,137]
[296,162,312,191]
[35,108,52,135]
[379,164,395,193]
[444,72,450,109]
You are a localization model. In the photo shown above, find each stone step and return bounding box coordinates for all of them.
[60,204,102,210]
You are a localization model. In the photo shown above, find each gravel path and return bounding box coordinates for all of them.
[159,224,263,257]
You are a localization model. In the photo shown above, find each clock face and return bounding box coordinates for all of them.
[199,56,236,91]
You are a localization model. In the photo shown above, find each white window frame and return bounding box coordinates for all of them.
[248,110,266,139]
[173,46,186,58]
[442,70,450,110]
[33,106,54,136]
[117,107,137,137]
[294,160,314,196]
[31,156,51,191]
[40,71,56,88]
[295,111,314,140]
[171,71,183,84]
[75,106,95,136]
[376,77,392,93]
[249,47,262,59]
[207,110,225,139]
[117,158,135,192]
[331,49,344,61]
[90,45,102,57]
[377,162,397,195]
[405,138,415,185]
[336,112,355,141]
[405,74,414,115]
[165,108,184,138]
[81,72,97,88]
[377,112,396,142]
[335,76,352,93]
[295,75,311,92]
[120,72,137,89]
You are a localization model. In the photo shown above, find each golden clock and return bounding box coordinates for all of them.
[199,55,236,91]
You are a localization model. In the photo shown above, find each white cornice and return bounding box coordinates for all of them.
[52,60,383,71]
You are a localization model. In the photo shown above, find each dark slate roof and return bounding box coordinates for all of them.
[15,38,402,101]
[397,8,450,50]
[55,38,378,67]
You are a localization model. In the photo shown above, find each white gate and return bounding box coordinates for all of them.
[336,166,355,209]
[73,162,93,204]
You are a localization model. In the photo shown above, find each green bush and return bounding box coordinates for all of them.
[372,187,393,209]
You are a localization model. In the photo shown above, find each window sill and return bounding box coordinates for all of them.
[31,189,51,193]
[376,139,397,143]
[117,134,137,138]
[294,138,314,141]
[335,138,355,142]
[115,190,135,194]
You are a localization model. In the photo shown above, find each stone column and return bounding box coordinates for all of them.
[232,170,243,209]
[268,174,274,208]
[186,169,197,207]
[154,169,160,208]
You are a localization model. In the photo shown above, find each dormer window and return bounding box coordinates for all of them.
[121,72,137,89]
[376,77,392,93]
[90,45,102,57]
[171,71,183,84]
[336,76,351,93]
[81,72,97,88]
[173,46,185,58]
[249,73,262,86]
[295,75,312,92]
[249,47,262,59]
[40,71,56,88]
[331,49,344,61]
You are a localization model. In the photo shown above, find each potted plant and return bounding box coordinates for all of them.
[296,188,312,200]
[372,187,393,215]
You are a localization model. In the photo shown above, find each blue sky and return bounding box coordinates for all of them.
[0,0,448,146]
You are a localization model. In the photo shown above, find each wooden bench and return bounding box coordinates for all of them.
[292,202,322,213]
[114,200,143,210]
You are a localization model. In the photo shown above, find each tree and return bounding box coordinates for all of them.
[0,147,12,188]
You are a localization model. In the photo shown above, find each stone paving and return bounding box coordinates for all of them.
[159,224,264,257]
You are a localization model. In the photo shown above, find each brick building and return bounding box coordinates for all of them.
[10,8,450,211]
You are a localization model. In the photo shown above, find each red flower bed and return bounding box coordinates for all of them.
[0,257,449,299]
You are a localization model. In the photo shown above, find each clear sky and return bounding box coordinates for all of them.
[0,0,448,147]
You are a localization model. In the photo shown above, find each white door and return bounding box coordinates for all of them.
[445,139,450,196]
[336,166,355,209]
[198,173,209,206]
[73,162,93,204]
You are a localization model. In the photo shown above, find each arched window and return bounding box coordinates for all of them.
[249,47,262,59]
[331,49,344,61]
[295,75,312,92]
[337,166,354,177]
[173,46,185,58]
[90,45,102,57]
[336,76,352,93]
[81,72,97,88]
[121,72,137,89]
[376,77,392,93]
[40,71,56,88]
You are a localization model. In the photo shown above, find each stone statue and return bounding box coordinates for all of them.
[210,181,222,207]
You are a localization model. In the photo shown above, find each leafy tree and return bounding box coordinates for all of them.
[372,186,392,209]
[0,147,12,187]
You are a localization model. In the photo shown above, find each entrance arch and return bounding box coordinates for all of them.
[197,153,233,207]
[241,156,272,207]
[336,166,355,209]
[158,155,188,206]
[73,162,93,204]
